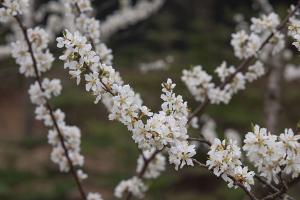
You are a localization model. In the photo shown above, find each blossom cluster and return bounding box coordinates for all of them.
[181,13,288,106]
[57,30,196,168]
[207,138,255,191]
[14,25,86,180]
[0,5,102,199]
[243,125,300,183]
[57,30,196,198]
[181,60,265,105]
[11,27,54,77]
[61,0,114,66]
[0,0,29,22]
[231,13,284,59]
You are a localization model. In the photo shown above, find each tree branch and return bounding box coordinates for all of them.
[13,14,87,200]
[187,0,300,123]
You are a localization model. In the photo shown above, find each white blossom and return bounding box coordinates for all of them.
[114,176,147,199]
[168,141,196,170]
[181,65,214,102]
[87,192,103,200]
[207,138,255,190]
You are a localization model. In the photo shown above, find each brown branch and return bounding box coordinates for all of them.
[13,14,87,200]
[187,1,300,123]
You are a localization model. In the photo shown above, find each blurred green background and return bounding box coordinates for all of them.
[0,0,299,199]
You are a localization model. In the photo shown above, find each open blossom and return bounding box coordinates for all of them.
[207,138,255,190]
[245,61,265,82]
[229,166,255,191]
[136,149,166,179]
[231,30,249,59]
[114,176,147,199]
[250,13,279,34]
[215,61,235,82]
[207,138,242,176]
[169,141,196,170]
[243,125,300,183]
[231,31,261,59]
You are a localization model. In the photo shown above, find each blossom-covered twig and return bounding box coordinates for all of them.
[0,1,106,199]
[187,0,300,122]
[13,13,88,200]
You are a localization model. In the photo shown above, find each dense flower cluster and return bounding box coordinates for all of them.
[232,13,284,59]
[4,0,300,199]
[181,61,265,105]
[57,31,196,169]
[61,0,114,66]
[182,11,280,115]
[207,138,255,191]
[57,29,198,198]
[0,0,29,22]
[243,125,300,183]
[181,13,286,106]
[0,5,102,199]
[11,27,54,77]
